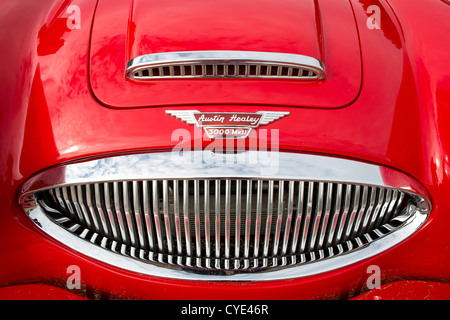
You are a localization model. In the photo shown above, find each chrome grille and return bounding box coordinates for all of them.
[125,51,326,81]
[20,151,431,280]
[36,179,408,269]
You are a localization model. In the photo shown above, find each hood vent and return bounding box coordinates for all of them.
[126,51,326,81]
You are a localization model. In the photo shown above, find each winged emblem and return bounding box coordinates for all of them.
[165,110,200,125]
[166,110,289,139]
[256,111,291,125]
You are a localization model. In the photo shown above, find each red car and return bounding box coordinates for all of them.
[1,0,450,301]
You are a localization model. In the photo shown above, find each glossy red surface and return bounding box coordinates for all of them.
[1,0,450,300]
[352,280,450,300]
[0,284,86,300]
[90,0,362,109]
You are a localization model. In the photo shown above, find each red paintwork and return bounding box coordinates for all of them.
[352,280,450,300]
[1,0,450,300]
[90,0,362,109]
[0,284,86,300]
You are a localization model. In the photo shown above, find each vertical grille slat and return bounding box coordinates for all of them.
[204,180,211,259]
[369,188,385,231]
[263,180,274,257]
[143,181,155,250]
[272,181,284,256]
[281,181,294,255]
[317,183,333,250]
[183,180,191,256]
[194,180,201,258]
[299,182,314,253]
[244,180,252,259]
[254,180,263,258]
[235,180,242,259]
[291,181,305,254]
[215,180,221,259]
[152,180,164,252]
[351,186,368,239]
[39,179,412,271]
[95,183,113,241]
[334,184,352,246]
[61,187,77,224]
[309,182,324,252]
[132,181,146,250]
[225,180,231,259]
[361,187,376,235]
[77,185,93,231]
[162,180,173,254]
[83,186,99,234]
[173,180,183,254]
[376,189,392,229]
[124,182,137,247]
[326,183,342,248]
[343,185,361,242]
[112,182,128,245]
[70,186,85,226]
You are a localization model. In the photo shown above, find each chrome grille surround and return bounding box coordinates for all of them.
[20,151,430,281]
[126,51,326,80]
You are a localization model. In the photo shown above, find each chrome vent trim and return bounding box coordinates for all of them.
[20,151,430,281]
[126,51,326,80]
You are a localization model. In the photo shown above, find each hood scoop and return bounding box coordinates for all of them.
[89,0,361,109]
[126,51,326,81]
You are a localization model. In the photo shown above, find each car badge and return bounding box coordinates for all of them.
[166,110,290,139]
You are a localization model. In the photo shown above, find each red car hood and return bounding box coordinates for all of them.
[89,0,362,109]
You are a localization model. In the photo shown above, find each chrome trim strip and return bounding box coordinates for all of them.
[126,51,326,80]
[20,151,429,197]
